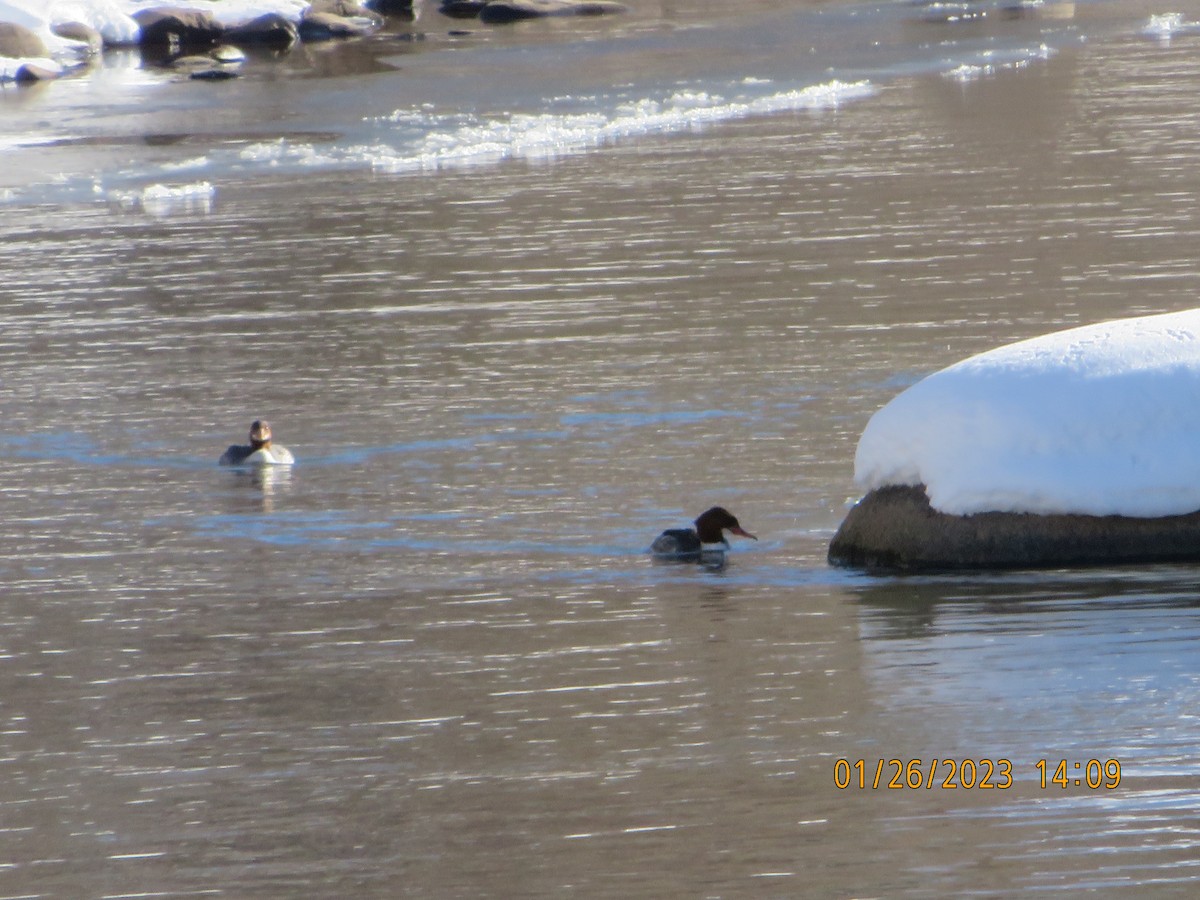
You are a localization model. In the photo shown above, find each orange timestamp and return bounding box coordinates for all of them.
[833,758,1122,790]
[834,758,1012,790]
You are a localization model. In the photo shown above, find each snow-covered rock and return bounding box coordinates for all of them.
[831,309,1200,571]
[854,308,1200,518]
[0,0,138,54]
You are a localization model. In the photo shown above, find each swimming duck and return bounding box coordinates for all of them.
[219,419,295,466]
[650,506,757,557]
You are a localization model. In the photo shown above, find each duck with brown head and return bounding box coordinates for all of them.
[219,419,295,466]
[650,506,757,559]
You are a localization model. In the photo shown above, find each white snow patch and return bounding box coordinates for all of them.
[0,0,137,57]
[854,309,1200,518]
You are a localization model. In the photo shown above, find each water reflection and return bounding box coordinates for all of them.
[850,568,1200,640]
[224,463,294,514]
[849,567,1200,760]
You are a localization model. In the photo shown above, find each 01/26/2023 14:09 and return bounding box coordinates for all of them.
[833,758,1123,790]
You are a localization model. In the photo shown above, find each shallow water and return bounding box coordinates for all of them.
[6,0,1200,896]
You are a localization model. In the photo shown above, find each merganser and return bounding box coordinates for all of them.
[219,419,295,466]
[650,507,757,558]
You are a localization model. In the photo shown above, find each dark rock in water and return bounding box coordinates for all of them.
[133,7,223,49]
[440,0,489,17]
[226,14,299,49]
[479,0,627,23]
[300,11,378,41]
[14,61,59,82]
[169,46,245,77]
[366,0,416,14]
[0,22,51,58]
[189,67,241,80]
[828,483,1200,572]
[309,0,385,20]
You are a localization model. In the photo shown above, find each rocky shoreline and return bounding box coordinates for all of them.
[0,0,625,83]
[828,484,1200,572]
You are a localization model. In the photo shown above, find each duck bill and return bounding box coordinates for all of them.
[730,526,757,541]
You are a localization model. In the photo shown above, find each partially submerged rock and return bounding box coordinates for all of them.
[133,7,223,50]
[0,23,61,83]
[309,0,385,21]
[440,0,489,17]
[171,49,242,79]
[300,10,380,41]
[189,67,241,80]
[226,13,299,49]
[13,60,60,82]
[478,0,627,23]
[366,0,415,13]
[829,484,1200,572]
[834,309,1200,571]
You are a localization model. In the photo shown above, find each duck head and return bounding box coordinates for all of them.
[694,506,757,545]
[249,420,273,450]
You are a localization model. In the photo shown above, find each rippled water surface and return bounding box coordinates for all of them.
[6,0,1200,895]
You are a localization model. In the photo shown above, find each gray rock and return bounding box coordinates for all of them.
[133,7,223,49]
[226,13,299,49]
[366,0,415,13]
[189,67,240,81]
[828,483,1200,571]
[0,22,51,58]
[52,21,104,53]
[14,61,59,82]
[300,11,379,41]
[440,0,489,17]
[479,0,627,24]
[308,0,385,22]
[170,47,243,75]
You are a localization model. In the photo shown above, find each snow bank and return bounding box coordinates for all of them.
[854,309,1200,518]
[0,0,141,49]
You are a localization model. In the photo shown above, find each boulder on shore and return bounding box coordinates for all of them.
[52,21,104,53]
[828,484,1200,572]
[0,22,50,58]
[0,23,62,82]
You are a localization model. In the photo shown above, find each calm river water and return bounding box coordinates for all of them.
[5,0,1200,895]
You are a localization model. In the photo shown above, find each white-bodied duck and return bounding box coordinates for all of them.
[219,419,294,466]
